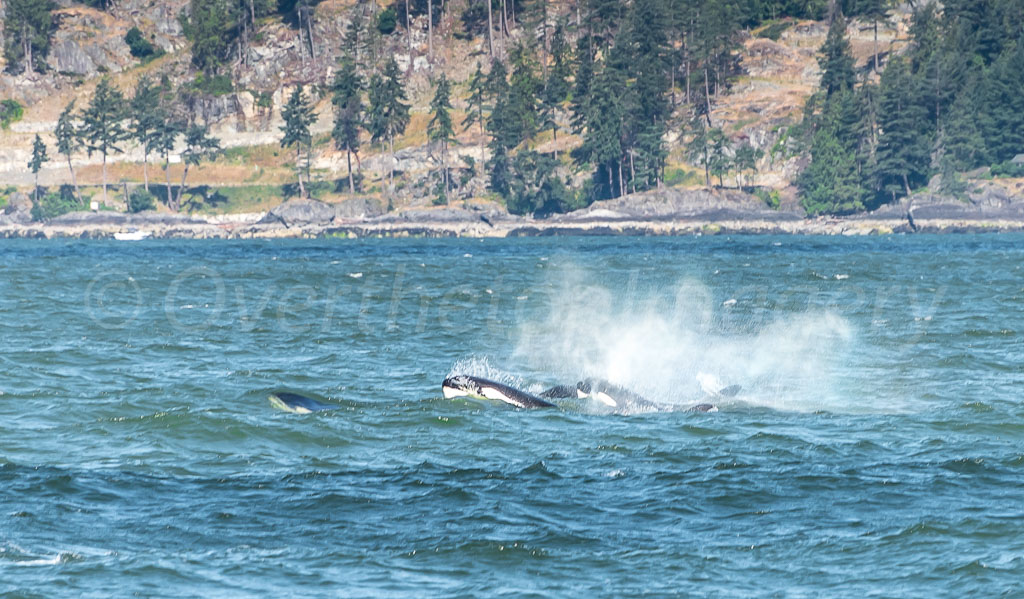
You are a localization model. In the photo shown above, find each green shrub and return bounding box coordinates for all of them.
[755,187,782,210]
[125,27,163,61]
[190,73,234,96]
[664,167,700,187]
[128,188,157,213]
[0,100,23,129]
[32,187,83,221]
[990,161,1024,178]
[756,20,792,41]
[376,7,397,34]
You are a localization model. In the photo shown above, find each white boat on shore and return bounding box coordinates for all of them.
[113,230,152,241]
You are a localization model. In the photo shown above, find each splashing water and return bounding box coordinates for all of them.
[512,264,856,413]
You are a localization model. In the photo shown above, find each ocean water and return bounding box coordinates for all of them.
[1,235,1022,598]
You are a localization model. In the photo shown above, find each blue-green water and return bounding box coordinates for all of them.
[1,236,1023,598]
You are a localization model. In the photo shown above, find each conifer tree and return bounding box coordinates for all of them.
[280,86,317,198]
[462,62,488,165]
[343,8,365,61]
[875,57,931,199]
[4,0,55,74]
[54,101,81,200]
[733,142,762,189]
[818,14,856,97]
[707,128,731,188]
[29,134,48,203]
[858,0,891,73]
[576,64,625,198]
[80,77,128,205]
[569,35,594,135]
[541,23,571,159]
[506,43,541,147]
[941,87,985,170]
[331,57,364,194]
[366,58,410,192]
[686,115,711,187]
[484,60,515,196]
[188,0,235,72]
[130,77,162,192]
[428,74,456,203]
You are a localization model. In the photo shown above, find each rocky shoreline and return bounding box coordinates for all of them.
[3,187,1024,240]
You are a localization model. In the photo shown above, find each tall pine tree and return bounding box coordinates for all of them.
[428,74,456,203]
[28,134,48,203]
[80,78,128,205]
[130,77,162,192]
[280,86,317,198]
[331,56,365,194]
[54,101,81,200]
[875,57,931,199]
[366,58,410,192]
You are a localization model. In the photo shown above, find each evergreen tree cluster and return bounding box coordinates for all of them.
[43,76,221,215]
[801,0,1024,215]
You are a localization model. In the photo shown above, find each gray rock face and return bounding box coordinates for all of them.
[862,180,1024,221]
[375,208,491,224]
[0,192,33,225]
[49,211,129,225]
[46,8,133,77]
[334,198,384,220]
[556,188,800,222]
[260,199,336,227]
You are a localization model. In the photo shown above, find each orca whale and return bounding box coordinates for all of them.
[442,375,556,409]
[541,378,723,413]
[268,392,338,414]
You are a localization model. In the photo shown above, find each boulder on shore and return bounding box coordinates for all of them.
[259,199,336,227]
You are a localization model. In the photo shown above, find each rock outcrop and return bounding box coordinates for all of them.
[259,199,336,227]
[46,7,134,77]
[0,193,33,225]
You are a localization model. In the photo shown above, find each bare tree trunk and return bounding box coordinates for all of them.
[66,155,80,200]
[389,135,395,191]
[703,146,710,187]
[629,151,635,193]
[704,68,713,126]
[406,0,412,61]
[618,161,624,198]
[297,147,306,198]
[479,119,486,166]
[442,141,448,203]
[102,153,108,205]
[487,0,494,57]
[873,20,879,73]
[165,157,174,211]
[903,173,910,197]
[347,149,354,194]
[143,149,150,192]
[428,0,434,63]
[305,4,316,61]
[176,163,192,209]
[23,25,33,74]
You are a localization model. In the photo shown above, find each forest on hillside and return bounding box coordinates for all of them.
[4,0,1024,218]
